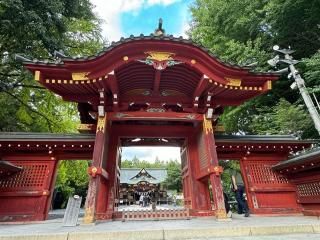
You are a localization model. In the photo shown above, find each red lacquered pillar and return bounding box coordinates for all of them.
[83,115,108,223]
[203,115,227,219]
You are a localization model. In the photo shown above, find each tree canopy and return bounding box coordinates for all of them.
[190,0,320,139]
[0,0,104,132]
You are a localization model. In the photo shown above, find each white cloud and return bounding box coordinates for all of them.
[122,147,181,162]
[91,0,145,41]
[90,0,183,41]
[147,0,181,6]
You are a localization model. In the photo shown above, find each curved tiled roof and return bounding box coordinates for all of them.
[272,147,320,170]
[20,34,277,76]
[120,168,167,184]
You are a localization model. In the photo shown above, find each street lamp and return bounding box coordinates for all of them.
[268,46,320,136]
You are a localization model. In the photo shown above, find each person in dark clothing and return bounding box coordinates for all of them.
[231,169,250,217]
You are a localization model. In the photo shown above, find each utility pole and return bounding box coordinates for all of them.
[268,45,320,136]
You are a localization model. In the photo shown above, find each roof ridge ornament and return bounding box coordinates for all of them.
[154,18,165,36]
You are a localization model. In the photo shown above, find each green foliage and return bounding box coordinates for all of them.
[0,0,104,133]
[302,51,320,93]
[55,160,89,208]
[162,160,182,192]
[222,98,316,138]
[219,160,240,196]
[121,156,167,169]
[190,0,320,138]
[253,99,315,137]
[263,0,320,58]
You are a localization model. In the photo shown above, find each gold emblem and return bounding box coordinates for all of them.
[145,51,174,61]
[72,72,90,81]
[77,124,95,132]
[96,115,106,133]
[203,115,213,134]
[226,78,242,87]
[267,80,272,90]
[214,125,225,132]
[34,70,40,81]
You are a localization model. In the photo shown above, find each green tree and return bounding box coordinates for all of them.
[55,160,89,208]
[190,0,320,138]
[163,160,182,192]
[251,99,315,138]
[0,0,104,132]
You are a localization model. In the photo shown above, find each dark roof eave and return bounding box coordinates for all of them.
[272,148,320,170]
[0,160,23,172]
[0,132,314,144]
[215,135,314,144]
[0,132,95,142]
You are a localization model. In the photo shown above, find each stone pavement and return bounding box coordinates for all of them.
[0,214,320,240]
[192,234,320,240]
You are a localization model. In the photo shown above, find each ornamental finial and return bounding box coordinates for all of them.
[154,18,165,36]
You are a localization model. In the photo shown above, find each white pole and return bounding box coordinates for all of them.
[285,54,320,136]
[312,93,320,111]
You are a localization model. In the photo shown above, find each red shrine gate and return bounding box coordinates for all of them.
[0,133,311,222]
[0,26,314,222]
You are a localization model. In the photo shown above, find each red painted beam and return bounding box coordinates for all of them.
[152,70,161,96]
[110,124,194,138]
[0,191,50,197]
[193,75,210,105]
[107,111,203,122]
[121,95,191,104]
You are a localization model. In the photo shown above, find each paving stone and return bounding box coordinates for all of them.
[164,226,251,239]
[250,224,314,236]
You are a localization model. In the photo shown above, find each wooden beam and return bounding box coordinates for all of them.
[62,95,99,104]
[153,70,161,96]
[107,111,203,122]
[193,75,210,100]
[121,95,191,104]
[110,124,194,138]
[106,71,119,111]
[193,75,211,110]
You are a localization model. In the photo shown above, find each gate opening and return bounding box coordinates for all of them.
[50,160,90,219]
[114,140,190,220]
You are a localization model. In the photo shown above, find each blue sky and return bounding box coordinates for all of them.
[90,0,192,162]
[91,0,194,41]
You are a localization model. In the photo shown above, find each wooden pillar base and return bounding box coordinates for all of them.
[215,209,228,220]
[209,172,227,220]
[83,207,95,224]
